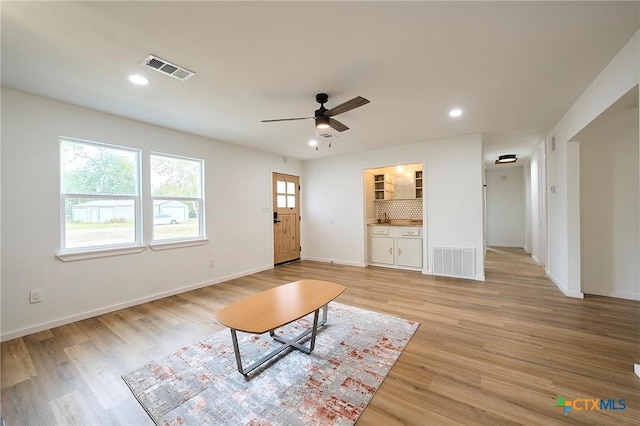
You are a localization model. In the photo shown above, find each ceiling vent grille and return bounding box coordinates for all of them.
[142,55,195,81]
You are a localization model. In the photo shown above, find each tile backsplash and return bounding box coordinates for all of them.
[376,199,423,220]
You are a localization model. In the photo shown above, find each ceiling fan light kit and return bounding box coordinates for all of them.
[261,92,370,149]
[315,115,330,129]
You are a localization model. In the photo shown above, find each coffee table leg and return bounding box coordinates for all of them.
[308,308,320,352]
[229,328,245,375]
[230,304,331,376]
[320,303,328,324]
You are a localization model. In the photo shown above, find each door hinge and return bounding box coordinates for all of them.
[299,215,301,221]
[298,184,301,191]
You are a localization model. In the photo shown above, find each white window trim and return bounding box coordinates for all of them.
[59,138,143,254]
[56,246,146,262]
[56,239,209,261]
[150,152,205,244]
[149,238,209,251]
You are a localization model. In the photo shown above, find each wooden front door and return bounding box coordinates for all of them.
[273,173,300,265]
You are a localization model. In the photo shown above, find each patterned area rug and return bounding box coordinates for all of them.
[122,302,419,425]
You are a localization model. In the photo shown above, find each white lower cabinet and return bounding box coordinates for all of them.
[370,236,394,264]
[369,226,423,270]
[397,237,422,268]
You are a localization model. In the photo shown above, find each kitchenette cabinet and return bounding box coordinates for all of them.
[369,225,423,270]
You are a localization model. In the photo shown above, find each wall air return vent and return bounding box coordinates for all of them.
[433,247,475,279]
[142,55,195,81]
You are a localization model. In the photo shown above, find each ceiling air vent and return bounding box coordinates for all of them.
[142,55,195,81]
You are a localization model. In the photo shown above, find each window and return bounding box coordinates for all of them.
[276,180,296,208]
[150,153,204,243]
[60,138,141,252]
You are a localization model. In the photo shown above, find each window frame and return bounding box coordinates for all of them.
[59,137,142,254]
[149,151,205,245]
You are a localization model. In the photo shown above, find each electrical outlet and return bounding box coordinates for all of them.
[208,260,214,268]
[29,289,43,304]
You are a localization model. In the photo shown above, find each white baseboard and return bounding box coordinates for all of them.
[486,243,525,248]
[546,271,584,299]
[582,288,640,301]
[1,265,273,342]
[635,363,640,378]
[301,256,366,267]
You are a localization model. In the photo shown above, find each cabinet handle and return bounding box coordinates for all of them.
[399,248,402,256]
[389,248,392,255]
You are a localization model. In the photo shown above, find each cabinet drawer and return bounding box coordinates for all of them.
[371,227,389,235]
[400,228,421,236]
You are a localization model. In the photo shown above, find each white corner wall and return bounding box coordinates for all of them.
[580,107,639,300]
[0,88,302,340]
[301,134,485,280]
[528,142,547,266]
[486,166,525,247]
[547,30,640,297]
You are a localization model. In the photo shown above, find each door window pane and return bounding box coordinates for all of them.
[277,180,286,194]
[287,181,295,194]
[277,195,287,208]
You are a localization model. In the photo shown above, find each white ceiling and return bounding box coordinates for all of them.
[2,1,639,164]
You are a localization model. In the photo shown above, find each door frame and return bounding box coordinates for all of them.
[272,171,301,265]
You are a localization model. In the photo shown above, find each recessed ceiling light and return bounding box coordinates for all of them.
[308,140,318,146]
[127,74,149,85]
[449,108,463,118]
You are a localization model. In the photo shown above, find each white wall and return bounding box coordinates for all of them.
[547,30,640,297]
[529,153,539,259]
[485,166,525,247]
[524,160,532,253]
[302,134,485,280]
[580,106,639,300]
[0,88,302,340]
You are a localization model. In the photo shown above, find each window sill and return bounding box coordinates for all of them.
[149,239,208,251]
[56,239,208,261]
[57,246,146,262]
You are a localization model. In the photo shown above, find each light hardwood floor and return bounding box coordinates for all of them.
[2,248,639,425]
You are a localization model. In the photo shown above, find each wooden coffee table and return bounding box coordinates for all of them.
[215,279,346,376]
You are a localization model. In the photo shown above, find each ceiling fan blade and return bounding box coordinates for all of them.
[329,118,349,132]
[325,96,370,117]
[261,117,313,123]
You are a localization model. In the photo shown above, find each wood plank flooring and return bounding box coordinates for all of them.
[2,247,639,425]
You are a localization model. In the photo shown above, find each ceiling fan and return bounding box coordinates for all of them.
[261,93,370,133]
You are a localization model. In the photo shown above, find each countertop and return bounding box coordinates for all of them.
[368,220,423,226]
